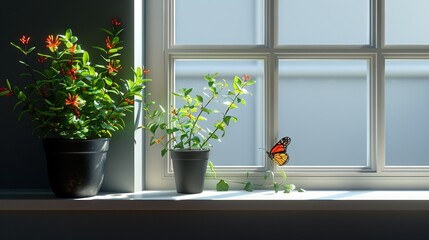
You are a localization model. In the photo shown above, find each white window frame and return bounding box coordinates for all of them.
[143,0,429,190]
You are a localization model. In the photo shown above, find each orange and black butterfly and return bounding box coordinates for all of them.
[266,136,291,166]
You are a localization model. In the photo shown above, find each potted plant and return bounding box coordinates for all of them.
[143,73,255,194]
[0,18,150,198]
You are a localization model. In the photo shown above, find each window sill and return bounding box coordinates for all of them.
[1,190,429,211]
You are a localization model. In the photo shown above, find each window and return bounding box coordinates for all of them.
[144,0,429,190]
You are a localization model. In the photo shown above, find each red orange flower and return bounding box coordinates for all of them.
[65,93,79,108]
[46,35,61,52]
[143,69,151,75]
[242,74,251,82]
[19,35,30,45]
[112,18,121,27]
[67,67,77,81]
[69,44,76,53]
[105,36,115,49]
[124,98,134,105]
[37,56,47,63]
[107,60,122,74]
[153,135,166,144]
[65,93,81,117]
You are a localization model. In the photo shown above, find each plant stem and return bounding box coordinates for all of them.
[188,94,216,149]
[200,82,248,147]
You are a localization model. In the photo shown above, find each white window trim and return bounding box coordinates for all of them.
[3,190,429,210]
[143,0,429,191]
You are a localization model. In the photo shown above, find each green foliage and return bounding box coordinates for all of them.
[142,73,255,156]
[0,19,151,139]
[208,162,305,194]
[216,179,229,191]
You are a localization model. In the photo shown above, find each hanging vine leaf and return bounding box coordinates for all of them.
[244,182,254,192]
[216,179,229,191]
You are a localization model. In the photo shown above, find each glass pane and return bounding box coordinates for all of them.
[385,60,429,166]
[278,0,370,45]
[174,59,264,166]
[174,0,264,45]
[278,59,369,166]
[385,0,429,45]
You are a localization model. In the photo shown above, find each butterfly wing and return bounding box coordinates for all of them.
[267,137,291,166]
[272,152,289,166]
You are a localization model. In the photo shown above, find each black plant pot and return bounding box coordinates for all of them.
[170,149,210,194]
[43,138,110,198]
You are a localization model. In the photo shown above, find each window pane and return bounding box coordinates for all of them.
[385,0,429,45]
[385,60,429,166]
[278,59,369,166]
[174,0,264,45]
[278,0,370,45]
[174,59,265,166]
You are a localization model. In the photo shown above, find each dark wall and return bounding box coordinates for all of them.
[0,0,136,191]
[1,210,429,240]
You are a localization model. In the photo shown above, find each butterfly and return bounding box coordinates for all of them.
[266,136,291,166]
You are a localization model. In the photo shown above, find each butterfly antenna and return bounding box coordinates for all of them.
[259,147,270,156]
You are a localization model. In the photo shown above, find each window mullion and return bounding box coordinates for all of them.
[375,0,385,173]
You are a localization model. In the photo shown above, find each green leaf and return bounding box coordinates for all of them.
[26,46,36,54]
[92,46,107,53]
[161,148,168,157]
[94,100,104,110]
[13,101,23,111]
[70,36,78,43]
[192,136,200,144]
[233,76,240,94]
[166,127,180,134]
[223,116,231,126]
[104,77,113,86]
[273,182,279,193]
[10,42,26,54]
[280,170,287,182]
[174,142,184,149]
[115,28,124,37]
[101,122,116,131]
[284,189,292,194]
[65,29,72,40]
[83,51,89,66]
[208,161,216,178]
[201,107,212,114]
[112,36,120,44]
[33,69,47,78]
[133,66,142,78]
[44,99,55,106]
[17,91,26,101]
[184,88,192,96]
[18,60,29,67]
[245,80,256,86]
[244,182,254,192]
[100,28,113,36]
[196,95,203,103]
[6,79,11,90]
[239,99,246,106]
[18,109,32,121]
[37,53,55,59]
[149,123,159,134]
[283,184,296,193]
[216,179,229,191]
[298,188,306,192]
[0,91,11,96]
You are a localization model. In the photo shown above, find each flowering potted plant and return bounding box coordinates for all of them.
[0,19,150,198]
[143,73,254,193]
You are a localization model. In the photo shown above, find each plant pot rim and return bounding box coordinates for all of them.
[43,138,111,142]
[170,148,210,153]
